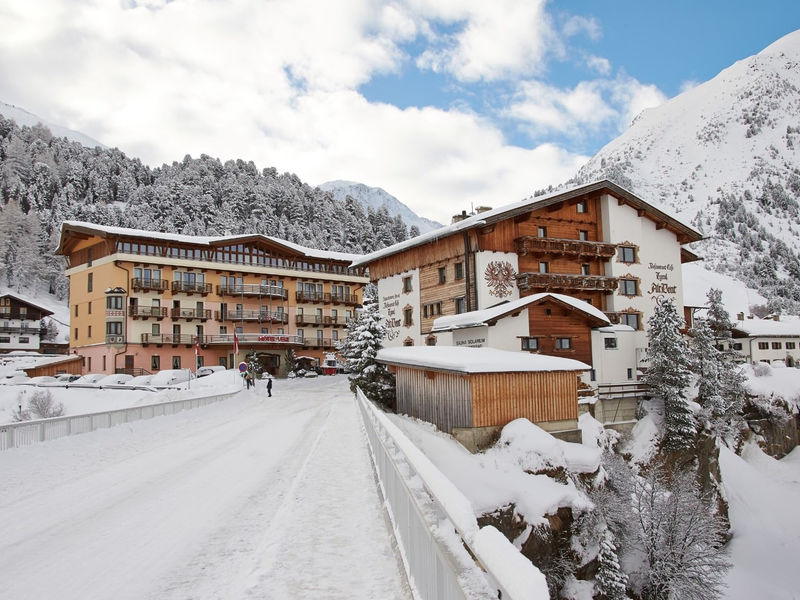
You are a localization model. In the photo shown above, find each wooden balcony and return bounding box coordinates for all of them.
[299,337,336,349]
[295,291,361,306]
[216,284,289,300]
[131,278,169,293]
[0,325,40,335]
[214,310,289,324]
[516,272,619,292]
[171,281,212,295]
[331,293,360,306]
[170,308,212,321]
[295,315,350,327]
[129,306,168,320]
[515,236,617,259]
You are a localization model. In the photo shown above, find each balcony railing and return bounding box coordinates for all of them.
[0,326,40,335]
[170,308,212,321]
[129,306,168,319]
[515,236,617,259]
[141,334,197,345]
[295,315,351,327]
[516,272,619,292]
[202,333,302,346]
[171,281,212,295]
[131,278,169,293]
[296,291,361,305]
[0,311,41,321]
[299,337,335,348]
[214,310,289,324]
[216,284,289,299]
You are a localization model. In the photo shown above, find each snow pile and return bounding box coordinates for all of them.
[489,418,601,474]
[742,362,800,403]
[720,442,800,600]
[387,414,593,527]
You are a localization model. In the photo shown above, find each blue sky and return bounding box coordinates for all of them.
[0,0,798,223]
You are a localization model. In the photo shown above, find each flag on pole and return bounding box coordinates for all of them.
[233,331,239,355]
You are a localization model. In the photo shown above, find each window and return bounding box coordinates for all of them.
[88,302,92,314]
[103,355,107,371]
[619,279,638,296]
[297,328,304,341]
[402,276,412,293]
[758,342,769,350]
[579,230,589,241]
[786,342,796,350]
[19,337,29,343]
[426,335,437,346]
[622,313,640,330]
[521,337,539,351]
[590,369,596,382]
[576,200,587,213]
[537,226,547,238]
[627,368,634,380]
[106,296,123,310]
[74,327,78,340]
[106,322,122,335]
[87,326,92,338]
[219,357,227,368]
[772,342,782,350]
[619,246,636,263]
[733,342,743,351]
[604,338,618,349]
[538,261,549,274]
[455,262,464,280]
[75,305,79,317]
[423,302,442,318]
[87,272,93,292]
[172,356,181,369]
[455,297,466,314]
[403,307,413,327]
[0,336,10,343]
[152,324,160,335]
[555,337,572,350]
[438,266,447,284]
[581,264,591,275]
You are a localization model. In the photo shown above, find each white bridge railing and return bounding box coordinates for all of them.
[0,390,241,451]
[356,388,548,600]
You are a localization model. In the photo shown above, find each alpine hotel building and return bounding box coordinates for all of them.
[56,222,368,376]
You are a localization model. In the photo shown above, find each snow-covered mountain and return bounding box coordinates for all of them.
[570,29,800,311]
[318,180,442,234]
[0,101,105,149]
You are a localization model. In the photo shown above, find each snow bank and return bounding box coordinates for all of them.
[742,362,800,403]
[489,418,601,474]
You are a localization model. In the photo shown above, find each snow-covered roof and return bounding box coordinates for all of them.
[682,262,767,315]
[57,221,362,263]
[0,291,54,315]
[431,293,609,332]
[733,317,800,338]
[377,346,589,374]
[352,179,702,267]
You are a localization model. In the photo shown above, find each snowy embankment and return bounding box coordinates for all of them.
[0,376,410,600]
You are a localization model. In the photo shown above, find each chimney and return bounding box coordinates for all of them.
[451,210,469,224]
[475,205,492,214]
[737,312,744,321]
[773,314,781,322]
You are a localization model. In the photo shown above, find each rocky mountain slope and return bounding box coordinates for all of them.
[569,29,800,311]
[318,180,442,234]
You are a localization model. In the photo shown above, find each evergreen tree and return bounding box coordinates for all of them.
[705,288,734,338]
[337,284,395,407]
[645,299,695,452]
[595,530,629,600]
[688,318,725,418]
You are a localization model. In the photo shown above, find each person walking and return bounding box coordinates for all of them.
[266,376,273,397]
[245,371,253,390]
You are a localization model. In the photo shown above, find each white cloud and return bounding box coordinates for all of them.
[586,54,612,76]
[0,0,596,225]
[562,15,602,41]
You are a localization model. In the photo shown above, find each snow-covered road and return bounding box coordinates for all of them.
[0,376,411,600]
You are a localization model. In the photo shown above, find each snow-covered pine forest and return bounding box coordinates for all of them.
[0,116,418,299]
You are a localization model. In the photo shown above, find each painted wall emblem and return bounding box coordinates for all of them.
[484,261,516,297]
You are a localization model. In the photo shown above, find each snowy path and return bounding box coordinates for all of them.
[0,376,410,600]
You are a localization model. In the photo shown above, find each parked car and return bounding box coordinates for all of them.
[20,376,57,386]
[303,370,318,378]
[0,371,28,385]
[196,365,226,378]
[96,373,134,388]
[41,373,81,387]
[126,374,154,387]
[150,369,194,387]
[67,373,107,388]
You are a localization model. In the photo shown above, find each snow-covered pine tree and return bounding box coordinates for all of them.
[689,318,725,418]
[595,530,629,600]
[336,283,395,407]
[705,288,734,339]
[645,298,696,452]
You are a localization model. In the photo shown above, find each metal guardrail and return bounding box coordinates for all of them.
[0,389,241,451]
[355,388,547,600]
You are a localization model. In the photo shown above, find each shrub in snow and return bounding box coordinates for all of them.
[644,299,696,452]
[752,362,772,377]
[595,530,629,600]
[28,390,64,419]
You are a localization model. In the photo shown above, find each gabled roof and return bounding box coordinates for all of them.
[431,293,610,333]
[732,317,800,338]
[352,179,703,268]
[377,346,590,374]
[0,293,54,316]
[56,221,362,263]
